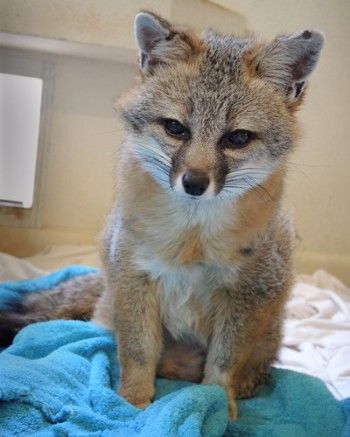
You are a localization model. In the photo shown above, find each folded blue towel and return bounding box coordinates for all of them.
[0,268,348,436]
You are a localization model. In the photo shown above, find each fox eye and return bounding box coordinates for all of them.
[162,118,190,139]
[222,129,256,149]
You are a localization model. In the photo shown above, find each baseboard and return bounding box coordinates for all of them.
[0,227,96,258]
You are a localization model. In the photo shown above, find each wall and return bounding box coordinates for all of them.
[0,0,244,48]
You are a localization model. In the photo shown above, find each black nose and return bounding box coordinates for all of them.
[182,170,210,196]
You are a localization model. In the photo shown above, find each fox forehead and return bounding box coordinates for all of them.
[123,33,290,135]
[142,34,256,111]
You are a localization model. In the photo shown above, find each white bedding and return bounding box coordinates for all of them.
[1,246,349,400]
[276,270,350,399]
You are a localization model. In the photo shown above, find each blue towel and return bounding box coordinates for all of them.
[0,267,348,436]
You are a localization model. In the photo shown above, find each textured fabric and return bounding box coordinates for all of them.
[0,320,347,437]
[342,397,350,437]
[0,268,348,436]
[276,270,350,400]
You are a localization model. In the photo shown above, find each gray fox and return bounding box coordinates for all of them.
[0,12,324,420]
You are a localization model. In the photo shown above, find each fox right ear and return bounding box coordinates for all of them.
[134,12,200,74]
[252,30,324,102]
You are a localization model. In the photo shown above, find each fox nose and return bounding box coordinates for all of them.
[182,170,210,196]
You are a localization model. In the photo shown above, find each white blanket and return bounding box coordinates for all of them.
[276,270,350,399]
[1,246,349,400]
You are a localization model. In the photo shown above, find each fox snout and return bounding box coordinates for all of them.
[168,143,225,199]
[182,169,210,196]
[172,167,216,198]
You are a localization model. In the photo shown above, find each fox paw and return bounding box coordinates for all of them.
[226,386,238,421]
[202,373,238,421]
[118,384,154,410]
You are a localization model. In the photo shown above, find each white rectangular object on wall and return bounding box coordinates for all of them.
[0,72,43,208]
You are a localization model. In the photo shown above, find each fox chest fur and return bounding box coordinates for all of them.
[133,232,240,344]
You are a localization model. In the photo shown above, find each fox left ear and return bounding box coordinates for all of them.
[253,30,324,101]
[134,11,200,74]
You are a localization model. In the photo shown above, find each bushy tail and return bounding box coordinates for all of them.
[0,272,105,347]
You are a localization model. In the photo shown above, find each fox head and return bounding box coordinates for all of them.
[119,12,324,201]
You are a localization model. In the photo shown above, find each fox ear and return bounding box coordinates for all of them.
[253,30,324,101]
[134,12,199,74]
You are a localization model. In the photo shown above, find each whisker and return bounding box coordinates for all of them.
[226,171,268,180]
[225,174,267,184]
[243,176,274,201]
[135,141,172,164]
[226,167,268,176]
[224,184,248,189]
[281,157,329,168]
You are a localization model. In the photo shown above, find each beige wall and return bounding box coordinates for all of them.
[0,0,244,48]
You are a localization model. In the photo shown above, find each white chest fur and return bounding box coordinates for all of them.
[134,250,239,344]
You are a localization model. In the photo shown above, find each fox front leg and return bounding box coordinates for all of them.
[202,322,239,420]
[95,249,162,410]
[202,295,247,421]
[114,271,162,409]
[202,292,281,420]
